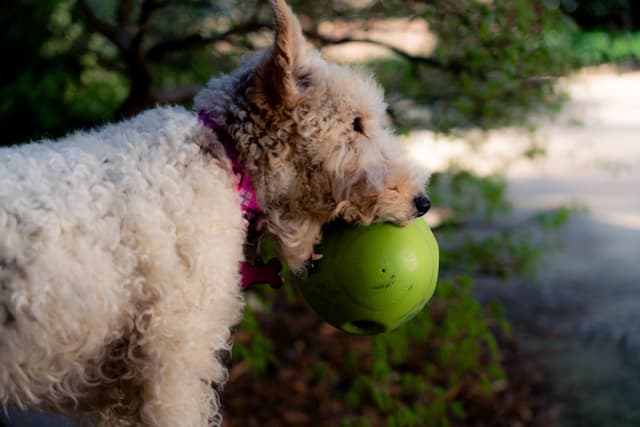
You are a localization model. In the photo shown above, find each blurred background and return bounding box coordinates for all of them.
[1,0,639,426]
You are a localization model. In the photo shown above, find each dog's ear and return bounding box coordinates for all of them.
[256,0,307,107]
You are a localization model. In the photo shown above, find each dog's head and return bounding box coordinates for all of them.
[195,0,430,273]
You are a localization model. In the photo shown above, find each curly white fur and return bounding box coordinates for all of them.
[0,1,429,425]
[0,106,245,425]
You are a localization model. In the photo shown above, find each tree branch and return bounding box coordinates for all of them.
[116,0,135,29]
[153,84,202,104]
[304,30,453,71]
[146,19,268,60]
[138,0,163,27]
[155,0,214,9]
[77,0,127,50]
[127,0,163,55]
[95,52,126,73]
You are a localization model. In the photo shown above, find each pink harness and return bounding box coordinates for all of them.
[198,110,283,290]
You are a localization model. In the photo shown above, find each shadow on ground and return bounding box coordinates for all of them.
[475,213,640,427]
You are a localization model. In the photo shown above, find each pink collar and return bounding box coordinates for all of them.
[198,110,261,223]
[198,110,282,290]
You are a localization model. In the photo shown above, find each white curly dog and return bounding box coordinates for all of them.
[0,1,430,425]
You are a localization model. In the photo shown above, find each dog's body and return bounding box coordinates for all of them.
[0,106,245,425]
[0,1,429,425]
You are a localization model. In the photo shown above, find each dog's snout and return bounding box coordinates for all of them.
[413,194,431,217]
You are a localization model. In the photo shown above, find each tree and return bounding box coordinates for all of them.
[0,0,84,144]
[1,0,575,145]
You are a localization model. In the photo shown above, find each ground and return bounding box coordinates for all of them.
[222,293,555,427]
[407,66,640,427]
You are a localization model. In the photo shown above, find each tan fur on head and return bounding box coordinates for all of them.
[196,0,429,273]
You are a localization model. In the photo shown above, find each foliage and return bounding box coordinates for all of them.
[570,30,640,66]
[337,276,507,427]
[231,299,278,375]
[370,0,576,133]
[560,0,640,31]
[0,0,128,144]
[430,172,540,280]
[2,0,581,145]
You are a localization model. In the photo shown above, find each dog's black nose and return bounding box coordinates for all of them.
[413,194,431,217]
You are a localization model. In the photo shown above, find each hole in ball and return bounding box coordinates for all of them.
[343,320,386,335]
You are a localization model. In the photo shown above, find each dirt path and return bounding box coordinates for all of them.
[407,68,640,426]
[502,69,640,427]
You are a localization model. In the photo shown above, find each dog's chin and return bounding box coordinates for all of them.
[376,212,416,227]
[396,218,414,227]
[335,212,416,228]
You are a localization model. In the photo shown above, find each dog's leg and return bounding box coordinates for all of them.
[135,312,231,427]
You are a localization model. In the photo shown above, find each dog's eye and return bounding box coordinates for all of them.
[296,72,312,90]
[352,117,364,134]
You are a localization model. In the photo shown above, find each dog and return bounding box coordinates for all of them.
[0,1,430,425]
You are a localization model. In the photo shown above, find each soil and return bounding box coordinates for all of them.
[222,293,558,427]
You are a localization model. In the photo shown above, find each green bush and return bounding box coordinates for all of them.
[362,0,578,133]
[571,31,640,65]
[2,0,583,144]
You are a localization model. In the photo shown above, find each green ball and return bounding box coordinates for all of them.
[297,219,439,335]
